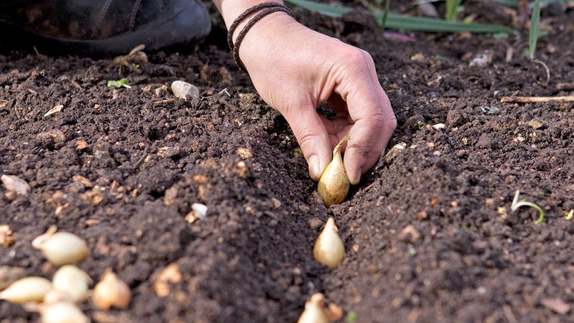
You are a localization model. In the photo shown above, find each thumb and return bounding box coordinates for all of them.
[284,106,333,181]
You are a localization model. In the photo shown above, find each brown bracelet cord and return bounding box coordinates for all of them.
[227,3,295,72]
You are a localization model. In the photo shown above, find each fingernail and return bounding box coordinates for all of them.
[351,169,361,185]
[309,155,321,180]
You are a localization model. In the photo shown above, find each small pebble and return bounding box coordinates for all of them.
[1,175,31,196]
[171,81,199,104]
[469,50,493,68]
[192,203,207,219]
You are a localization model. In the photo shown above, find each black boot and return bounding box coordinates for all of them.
[0,0,211,56]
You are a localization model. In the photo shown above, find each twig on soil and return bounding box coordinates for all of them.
[556,82,574,91]
[153,99,175,106]
[364,181,377,192]
[71,81,83,90]
[132,147,150,171]
[503,305,518,323]
[219,88,231,97]
[32,46,47,59]
[501,95,574,103]
[13,106,21,119]
[520,144,538,152]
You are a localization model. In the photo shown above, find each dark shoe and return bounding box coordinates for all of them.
[0,0,211,56]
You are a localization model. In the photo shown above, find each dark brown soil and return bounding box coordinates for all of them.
[2,2,574,323]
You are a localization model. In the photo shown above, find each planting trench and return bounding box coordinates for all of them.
[1,2,574,322]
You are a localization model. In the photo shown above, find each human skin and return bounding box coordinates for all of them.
[213,0,396,185]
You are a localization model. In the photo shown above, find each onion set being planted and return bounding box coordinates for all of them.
[318,135,350,206]
[313,217,345,268]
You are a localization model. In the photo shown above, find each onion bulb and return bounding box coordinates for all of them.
[32,230,89,266]
[92,269,131,310]
[52,265,91,303]
[318,135,350,206]
[297,293,330,323]
[43,288,74,305]
[313,218,345,268]
[40,301,89,323]
[0,276,52,304]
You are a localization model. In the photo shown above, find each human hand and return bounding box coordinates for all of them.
[237,12,396,184]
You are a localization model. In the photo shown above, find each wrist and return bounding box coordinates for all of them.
[237,13,299,70]
[224,2,296,72]
[220,1,284,30]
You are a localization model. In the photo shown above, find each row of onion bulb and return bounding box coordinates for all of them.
[0,227,130,323]
[299,136,353,322]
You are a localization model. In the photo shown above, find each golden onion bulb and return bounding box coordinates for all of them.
[313,217,345,268]
[317,135,350,206]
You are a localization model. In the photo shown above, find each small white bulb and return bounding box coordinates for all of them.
[33,231,89,266]
[297,293,330,323]
[43,289,74,305]
[52,265,91,303]
[40,301,89,323]
[313,218,345,268]
[92,269,131,310]
[0,276,52,304]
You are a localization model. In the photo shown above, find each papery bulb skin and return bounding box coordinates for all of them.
[93,269,131,310]
[35,232,89,266]
[297,293,330,323]
[0,277,52,304]
[318,136,350,207]
[313,218,345,268]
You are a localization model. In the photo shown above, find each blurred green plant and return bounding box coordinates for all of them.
[346,311,358,323]
[107,79,131,89]
[526,0,551,84]
[511,190,545,224]
[528,0,542,57]
[285,0,515,34]
[416,120,426,130]
[381,0,390,30]
[446,0,463,21]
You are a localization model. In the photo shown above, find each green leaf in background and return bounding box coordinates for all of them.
[381,0,390,30]
[528,0,541,57]
[107,79,131,89]
[446,0,463,21]
[346,311,358,323]
[285,0,515,34]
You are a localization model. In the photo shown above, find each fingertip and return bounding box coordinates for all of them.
[308,154,322,181]
[282,106,333,181]
[302,140,332,181]
[348,168,361,185]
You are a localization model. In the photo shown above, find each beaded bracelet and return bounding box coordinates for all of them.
[227,2,295,72]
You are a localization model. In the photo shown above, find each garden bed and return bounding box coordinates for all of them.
[1,1,574,322]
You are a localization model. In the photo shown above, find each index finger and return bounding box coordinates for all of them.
[335,57,395,184]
